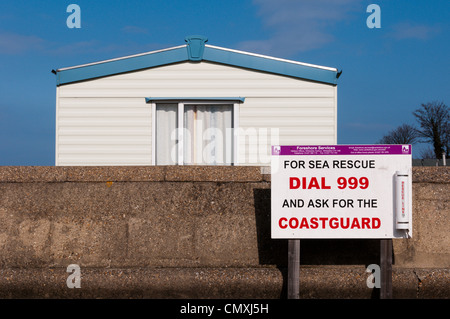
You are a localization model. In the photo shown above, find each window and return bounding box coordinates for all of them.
[155,103,178,165]
[152,101,239,165]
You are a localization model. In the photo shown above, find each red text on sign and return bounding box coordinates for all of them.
[337,177,369,189]
[278,217,381,230]
[289,177,331,190]
[289,176,370,190]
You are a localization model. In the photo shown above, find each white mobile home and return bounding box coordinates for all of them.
[54,36,339,166]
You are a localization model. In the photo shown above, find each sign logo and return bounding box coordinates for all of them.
[273,146,281,155]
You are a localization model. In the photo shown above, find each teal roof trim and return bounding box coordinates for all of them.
[203,46,338,85]
[145,97,245,103]
[55,36,339,86]
[185,35,208,61]
[56,46,187,86]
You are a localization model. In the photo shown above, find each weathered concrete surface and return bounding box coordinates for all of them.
[0,267,283,299]
[0,166,448,298]
[0,267,447,299]
[393,168,450,268]
[0,181,270,268]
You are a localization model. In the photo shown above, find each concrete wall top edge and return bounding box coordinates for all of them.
[410,166,450,184]
[0,166,269,183]
[0,166,447,183]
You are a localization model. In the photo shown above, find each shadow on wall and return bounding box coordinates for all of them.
[253,188,391,299]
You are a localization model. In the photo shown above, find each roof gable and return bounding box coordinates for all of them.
[55,36,340,86]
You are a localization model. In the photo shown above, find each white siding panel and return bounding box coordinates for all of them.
[56,97,151,166]
[59,136,150,144]
[59,88,334,98]
[56,61,336,166]
[237,95,336,165]
[58,156,151,165]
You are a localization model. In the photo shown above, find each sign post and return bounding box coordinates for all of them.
[271,145,412,298]
[287,239,300,299]
[380,239,393,299]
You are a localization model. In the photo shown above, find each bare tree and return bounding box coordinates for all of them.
[377,124,419,145]
[413,101,449,159]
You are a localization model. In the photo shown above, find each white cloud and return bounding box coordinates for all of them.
[389,22,440,41]
[237,0,362,57]
[0,31,45,54]
[121,25,149,34]
[0,29,164,61]
[49,40,101,56]
[345,122,392,131]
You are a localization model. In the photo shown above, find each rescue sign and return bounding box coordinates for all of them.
[271,145,412,239]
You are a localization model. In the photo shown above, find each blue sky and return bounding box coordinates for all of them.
[0,0,449,165]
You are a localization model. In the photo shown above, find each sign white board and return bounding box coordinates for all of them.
[271,145,412,239]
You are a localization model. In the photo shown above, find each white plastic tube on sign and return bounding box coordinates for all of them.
[395,171,409,229]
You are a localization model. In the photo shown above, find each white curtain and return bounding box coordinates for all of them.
[183,104,233,165]
[156,104,178,165]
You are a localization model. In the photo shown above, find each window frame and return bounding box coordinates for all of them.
[151,100,240,166]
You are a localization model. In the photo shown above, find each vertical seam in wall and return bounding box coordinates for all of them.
[334,85,338,144]
[55,87,60,166]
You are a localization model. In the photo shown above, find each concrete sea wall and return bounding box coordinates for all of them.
[0,166,448,298]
